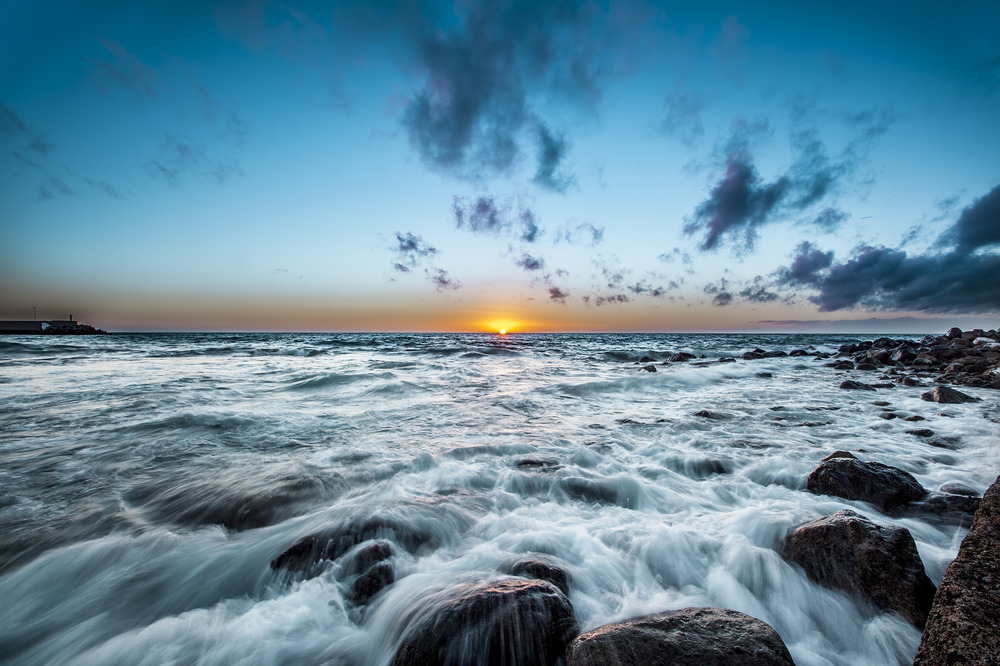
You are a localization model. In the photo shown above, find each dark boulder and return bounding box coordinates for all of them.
[840,380,875,391]
[354,562,395,604]
[718,357,735,363]
[806,457,926,512]
[946,327,963,339]
[391,578,578,666]
[783,510,935,628]
[640,364,657,372]
[504,555,571,596]
[914,476,1000,665]
[742,351,764,360]
[921,386,979,403]
[910,491,981,523]
[564,607,794,666]
[820,450,857,462]
[856,362,879,371]
[906,428,934,438]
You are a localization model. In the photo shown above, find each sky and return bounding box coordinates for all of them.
[1,0,998,333]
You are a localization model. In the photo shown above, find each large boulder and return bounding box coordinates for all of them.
[921,386,979,403]
[392,578,578,666]
[504,555,572,596]
[564,607,794,666]
[783,510,935,628]
[914,476,1000,665]
[806,457,926,512]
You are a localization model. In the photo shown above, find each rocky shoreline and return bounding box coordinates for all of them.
[261,326,998,665]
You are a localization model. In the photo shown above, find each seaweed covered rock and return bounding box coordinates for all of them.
[914,476,1000,665]
[783,510,935,628]
[806,457,926,512]
[564,607,794,666]
[392,578,578,666]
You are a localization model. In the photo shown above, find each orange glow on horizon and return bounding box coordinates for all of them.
[485,317,523,334]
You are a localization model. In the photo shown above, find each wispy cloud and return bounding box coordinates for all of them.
[93,37,158,99]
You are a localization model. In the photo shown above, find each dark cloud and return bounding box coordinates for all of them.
[776,184,1000,313]
[684,153,789,251]
[808,246,1000,313]
[532,123,574,193]
[0,102,51,155]
[739,284,779,303]
[146,134,242,185]
[548,286,570,303]
[426,267,460,291]
[712,292,733,307]
[37,176,75,201]
[555,221,603,246]
[779,241,835,286]
[938,182,1000,253]
[392,0,613,182]
[660,86,704,147]
[93,37,158,99]
[594,293,629,306]
[452,194,542,242]
[686,112,892,252]
[519,208,541,242]
[194,80,248,148]
[514,253,545,271]
[391,231,438,270]
[811,207,848,231]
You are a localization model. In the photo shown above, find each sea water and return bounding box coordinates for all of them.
[0,333,997,665]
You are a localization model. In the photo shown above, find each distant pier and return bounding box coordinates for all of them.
[0,319,109,335]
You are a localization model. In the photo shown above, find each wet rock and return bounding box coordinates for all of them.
[742,351,764,360]
[879,412,897,420]
[516,459,563,473]
[344,539,394,574]
[784,510,935,628]
[840,380,875,390]
[939,482,979,497]
[718,357,736,363]
[910,492,981,523]
[829,360,855,370]
[903,415,926,422]
[761,350,788,358]
[640,364,657,372]
[640,356,655,363]
[559,476,638,508]
[564,607,794,666]
[353,561,395,604]
[906,428,935,438]
[789,349,810,356]
[391,578,578,666]
[666,353,691,363]
[856,362,879,371]
[756,372,773,378]
[820,450,858,462]
[271,510,459,573]
[872,400,891,406]
[806,457,926,512]
[914,476,1000,665]
[946,327,963,339]
[693,409,723,419]
[921,386,979,403]
[505,555,571,596]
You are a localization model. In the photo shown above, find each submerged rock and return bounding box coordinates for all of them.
[783,510,935,628]
[564,607,794,666]
[806,457,926,512]
[920,386,979,403]
[914,475,1000,664]
[391,578,577,666]
[840,380,875,391]
[504,555,571,596]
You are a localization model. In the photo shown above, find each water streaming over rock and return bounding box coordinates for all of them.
[1,333,997,665]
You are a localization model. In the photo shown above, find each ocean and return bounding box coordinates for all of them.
[1,332,997,665]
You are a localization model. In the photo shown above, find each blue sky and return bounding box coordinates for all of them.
[1,0,998,332]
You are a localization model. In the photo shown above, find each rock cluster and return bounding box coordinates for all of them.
[836,328,1000,390]
[914,475,1000,665]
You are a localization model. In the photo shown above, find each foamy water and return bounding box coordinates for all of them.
[1,333,997,665]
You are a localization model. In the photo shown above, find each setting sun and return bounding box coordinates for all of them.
[485,318,521,334]
[498,329,507,335]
